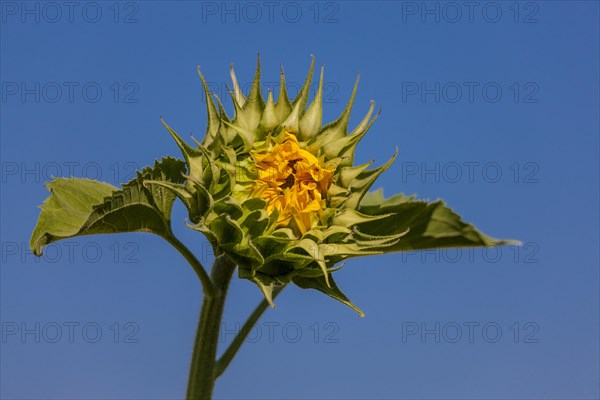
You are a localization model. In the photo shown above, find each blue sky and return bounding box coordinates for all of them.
[1,1,599,399]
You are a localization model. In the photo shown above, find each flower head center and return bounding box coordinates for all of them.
[251,132,334,234]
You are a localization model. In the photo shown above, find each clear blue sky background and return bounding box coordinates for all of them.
[1,1,598,399]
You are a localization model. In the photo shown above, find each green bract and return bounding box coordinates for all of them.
[30,57,514,316]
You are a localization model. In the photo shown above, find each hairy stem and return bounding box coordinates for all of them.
[186,255,236,400]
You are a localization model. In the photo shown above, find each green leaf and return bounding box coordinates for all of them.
[357,189,518,252]
[30,179,118,256]
[30,157,186,256]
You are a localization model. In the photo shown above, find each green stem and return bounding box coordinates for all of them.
[214,285,286,378]
[164,233,215,298]
[165,232,285,398]
[186,255,236,400]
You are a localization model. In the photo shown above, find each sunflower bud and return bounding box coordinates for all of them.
[160,56,508,315]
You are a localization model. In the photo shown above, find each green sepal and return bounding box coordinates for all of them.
[286,238,330,287]
[213,197,244,220]
[293,275,365,317]
[239,209,269,238]
[161,119,205,186]
[260,90,279,132]
[338,161,374,188]
[241,55,265,132]
[332,208,392,227]
[223,238,264,271]
[209,214,244,245]
[196,66,221,145]
[213,93,230,123]
[312,74,360,152]
[229,64,246,107]
[299,65,324,140]
[337,101,379,167]
[322,101,379,164]
[281,56,314,133]
[238,269,279,307]
[342,147,398,209]
[252,234,294,258]
[274,65,292,121]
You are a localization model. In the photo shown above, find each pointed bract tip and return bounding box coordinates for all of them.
[507,239,524,246]
[196,66,207,81]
